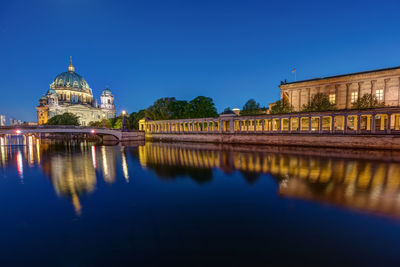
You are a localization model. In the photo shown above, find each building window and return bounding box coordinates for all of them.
[376,89,383,101]
[351,91,358,103]
[329,94,336,104]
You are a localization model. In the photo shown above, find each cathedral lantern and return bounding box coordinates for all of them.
[100,87,115,111]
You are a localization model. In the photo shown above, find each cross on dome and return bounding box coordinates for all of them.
[68,56,75,72]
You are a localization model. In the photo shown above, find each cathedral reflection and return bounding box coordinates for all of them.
[0,139,131,215]
[138,142,400,218]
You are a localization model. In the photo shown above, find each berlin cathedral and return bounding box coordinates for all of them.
[36,59,116,125]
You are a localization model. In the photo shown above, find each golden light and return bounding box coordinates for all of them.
[121,110,127,116]
[15,129,22,134]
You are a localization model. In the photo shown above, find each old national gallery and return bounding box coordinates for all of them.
[140,66,400,135]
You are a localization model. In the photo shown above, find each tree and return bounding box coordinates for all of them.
[129,109,146,130]
[352,93,385,109]
[241,99,264,116]
[269,98,293,114]
[145,97,176,120]
[184,96,218,118]
[302,93,335,112]
[46,112,80,126]
[169,100,189,119]
[88,120,112,128]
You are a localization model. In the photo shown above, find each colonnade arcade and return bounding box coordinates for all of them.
[141,107,400,135]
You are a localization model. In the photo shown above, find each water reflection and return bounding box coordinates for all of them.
[139,142,400,218]
[2,139,400,218]
[0,139,132,215]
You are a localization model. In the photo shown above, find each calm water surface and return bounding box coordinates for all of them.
[1,139,400,266]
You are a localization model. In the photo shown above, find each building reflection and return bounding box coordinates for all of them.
[138,142,400,218]
[0,139,131,215]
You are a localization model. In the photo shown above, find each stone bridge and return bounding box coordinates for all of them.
[0,125,144,142]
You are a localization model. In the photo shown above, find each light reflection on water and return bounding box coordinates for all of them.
[1,139,400,219]
[2,139,400,265]
[138,142,400,219]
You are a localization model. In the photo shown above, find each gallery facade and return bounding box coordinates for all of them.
[279,66,400,111]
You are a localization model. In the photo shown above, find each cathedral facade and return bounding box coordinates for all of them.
[36,59,116,125]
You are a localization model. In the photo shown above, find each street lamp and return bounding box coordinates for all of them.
[122,110,127,131]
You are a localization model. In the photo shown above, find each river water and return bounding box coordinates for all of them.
[1,139,400,266]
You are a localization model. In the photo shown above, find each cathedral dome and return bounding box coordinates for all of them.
[102,87,113,95]
[51,59,92,94]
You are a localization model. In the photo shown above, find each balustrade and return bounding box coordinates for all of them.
[139,108,400,136]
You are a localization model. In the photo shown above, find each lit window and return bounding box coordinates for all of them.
[351,91,358,103]
[376,89,383,101]
[329,94,336,104]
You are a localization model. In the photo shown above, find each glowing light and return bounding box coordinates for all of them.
[15,129,21,134]
[28,136,34,166]
[91,145,97,169]
[16,149,23,182]
[36,139,41,164]
[91,129,96,134]
[121,147,129,182]
[121,110,127,115]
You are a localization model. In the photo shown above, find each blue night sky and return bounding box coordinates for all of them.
[1,0,400,121]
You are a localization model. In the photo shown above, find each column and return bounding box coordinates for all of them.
[398,78,400,106]
[372,114,376,133]
[262,119,265,133]
[357,114,361,134]
[288,118,291,132]
[384,78,390,103]
[388,114,392,134]
[246,120,249,133]
[319,116,323,133]
[331,116,335,132]
[308,116,311,133]
[370,80,376,96]
[298,89,301,111]
[344,115,348,133]
[346,83,351,109]
[358,82,363,102]
[298,116,301,132]
[270,119,273,132]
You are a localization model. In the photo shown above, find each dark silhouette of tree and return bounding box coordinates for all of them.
[129,109,146,129]
[352,93,385,109]
[241,99,264,115]
[184,96,218,118]
[169,100,189,119]
[302,93,335,112]
[269,98,294,114]
[145,97,176,120]
[46,112,79,126]
[88,120,112,128]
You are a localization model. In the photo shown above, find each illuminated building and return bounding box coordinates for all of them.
[0,115,5,126]
[36,58,116,125]
[279,66,400,111]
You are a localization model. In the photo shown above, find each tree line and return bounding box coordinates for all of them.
[45,93,385,128]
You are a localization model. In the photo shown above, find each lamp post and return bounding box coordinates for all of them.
[122,110,127,131]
